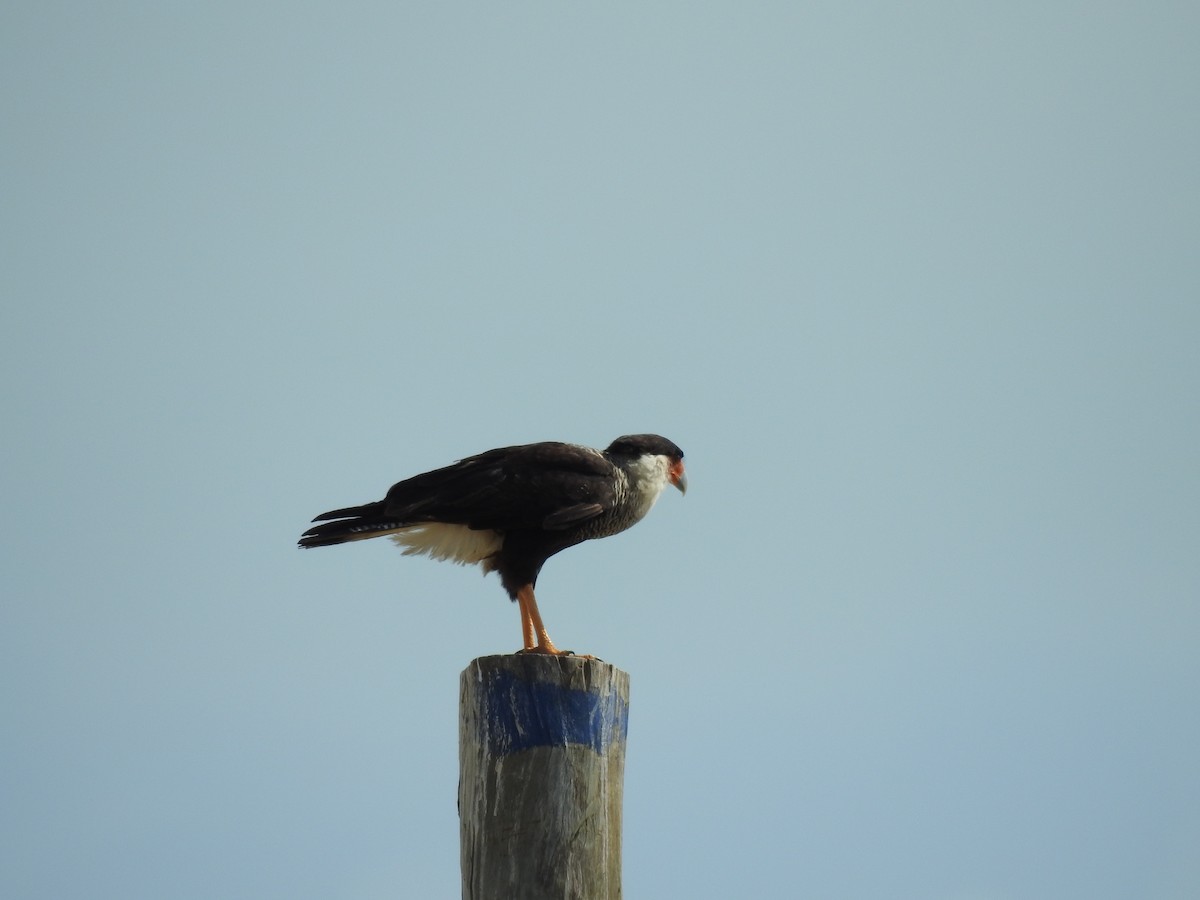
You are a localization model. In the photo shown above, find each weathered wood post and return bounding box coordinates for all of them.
[459,654,630,900]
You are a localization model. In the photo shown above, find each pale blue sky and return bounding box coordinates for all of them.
[3,3,1198,898]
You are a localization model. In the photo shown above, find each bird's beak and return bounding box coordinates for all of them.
[669,461,688,496]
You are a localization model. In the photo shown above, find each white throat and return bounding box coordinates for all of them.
[624,453,672,522]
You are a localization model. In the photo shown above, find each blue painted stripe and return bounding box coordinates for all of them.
[480,668,628,756]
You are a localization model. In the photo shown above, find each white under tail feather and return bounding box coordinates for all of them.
[387,523,502,567]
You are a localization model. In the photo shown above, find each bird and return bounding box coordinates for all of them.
[298,434,686,655]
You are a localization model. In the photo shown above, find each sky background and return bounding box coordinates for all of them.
[3,3,1198,898]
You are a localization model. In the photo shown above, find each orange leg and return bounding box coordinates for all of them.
[516,587,536,651]
[516,584,562,654]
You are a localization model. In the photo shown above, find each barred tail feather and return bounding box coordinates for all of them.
[298,499,402,548]
[298,516,407,548]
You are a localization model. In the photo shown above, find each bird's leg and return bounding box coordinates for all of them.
[516,584,562,655]
[516,587,537,652]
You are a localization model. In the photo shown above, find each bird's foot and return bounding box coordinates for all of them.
[517,646,598,660]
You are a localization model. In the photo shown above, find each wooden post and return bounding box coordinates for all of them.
[459,654,630,900]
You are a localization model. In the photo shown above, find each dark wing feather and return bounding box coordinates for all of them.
[381,441,615,531]
[541,503,606,530]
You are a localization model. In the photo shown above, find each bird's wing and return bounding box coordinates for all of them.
[381,442,616,532]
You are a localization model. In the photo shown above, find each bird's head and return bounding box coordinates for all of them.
[606,434,687,495]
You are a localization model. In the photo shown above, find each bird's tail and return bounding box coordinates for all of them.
[298,501,405,548]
